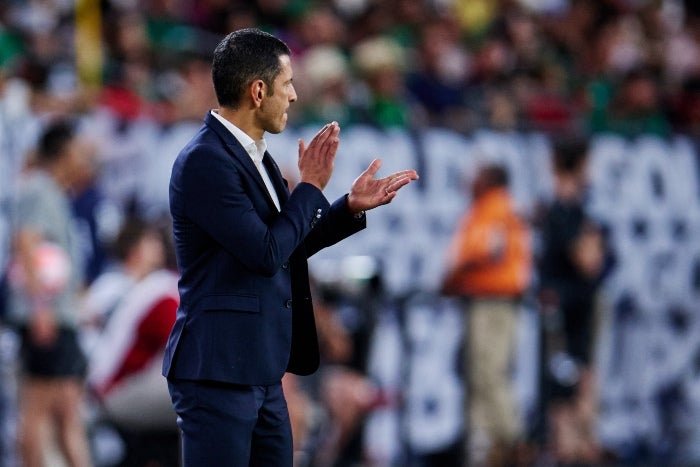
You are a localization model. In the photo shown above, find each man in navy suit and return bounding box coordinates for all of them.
[162,28,419,466]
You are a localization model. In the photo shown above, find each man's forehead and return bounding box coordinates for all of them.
[278,54,293,73]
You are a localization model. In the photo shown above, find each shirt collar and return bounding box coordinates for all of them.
[210,110,267,163]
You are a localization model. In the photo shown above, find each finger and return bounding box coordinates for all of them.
[328,134,340,157]
[390,175,413,191]
[386,174,417,194]
[318,121,337,139]
[387,169,419,181]
[405,169,419,180]
[313,123,331,140]
[320,123,340,155]
[331,122,340,140]
[363,158,382,177]
[324,139,339,167]
[308,123,332,150]
[298,139,306,158]
[318,123,340,153]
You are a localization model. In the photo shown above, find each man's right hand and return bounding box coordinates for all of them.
[298,122,340,191]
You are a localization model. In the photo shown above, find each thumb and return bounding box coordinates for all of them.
[298,139,306,158]
[364,158,382,177]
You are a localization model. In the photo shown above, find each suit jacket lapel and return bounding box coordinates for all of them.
[263,152,290,204]
[204,113,282,210]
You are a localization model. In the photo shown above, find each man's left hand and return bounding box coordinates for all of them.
[347,159,419,213]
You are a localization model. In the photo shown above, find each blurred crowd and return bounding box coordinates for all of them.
[0,0,700,137]
[0,0,699,466]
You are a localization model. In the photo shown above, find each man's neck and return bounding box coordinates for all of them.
[217,107,264,141]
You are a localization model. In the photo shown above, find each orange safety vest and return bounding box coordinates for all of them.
[444,188,531,297]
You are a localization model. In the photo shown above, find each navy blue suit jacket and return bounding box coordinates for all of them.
[162,113,365,385]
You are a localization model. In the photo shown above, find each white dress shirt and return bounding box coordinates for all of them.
[210,110,281,211]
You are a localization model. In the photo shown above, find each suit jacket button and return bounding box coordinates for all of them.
[282,262,289,270]
[285,299,293,309]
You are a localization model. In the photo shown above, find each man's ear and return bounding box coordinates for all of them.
[250,79,265,108]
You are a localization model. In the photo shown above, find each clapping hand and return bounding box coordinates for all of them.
[298,122,340,191]
[347,158,419,213]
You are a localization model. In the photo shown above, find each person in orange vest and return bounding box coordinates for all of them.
[443,163,532,466]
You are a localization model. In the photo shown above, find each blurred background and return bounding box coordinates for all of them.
[1,0,700,466]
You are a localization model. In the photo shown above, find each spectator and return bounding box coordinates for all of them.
[463,36,517,130]
[588,67,672,138]
[669,74,700,137]
[536,137,605,464]
[86,218,178,467]
[136,54,216,222]
[80,217,167,350]
[291,6,347,51]
[522,63,578,134]
[7,119,92,467]
[351,36,411,129]
[296,45,357,127]
[70,134,112,286]
[406,18,471,130]
[0,53,42,467]
[442,164,532,466]
[484,86,521,131]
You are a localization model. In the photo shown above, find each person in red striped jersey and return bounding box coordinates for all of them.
[85,218,179,465]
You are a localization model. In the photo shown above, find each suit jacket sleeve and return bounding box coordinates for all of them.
[173,143,330,277]
[304,195,366,258]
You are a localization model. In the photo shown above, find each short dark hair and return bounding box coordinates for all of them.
[37,119,75,164]
[481,164,509,188]
[111,217,155,262]
[553,136,589,174]
[212,28,291,108]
